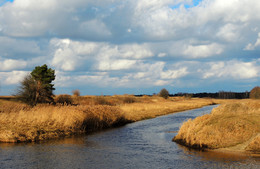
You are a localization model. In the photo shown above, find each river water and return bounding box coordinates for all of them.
[0,105,259,169]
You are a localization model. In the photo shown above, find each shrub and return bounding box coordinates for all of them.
[55,95,73,105]
[159,88,169,99]
[250,86,260,99]
[16,75,37,106]
[93,96,113,105]
[122,95,136,104]
[72,90,80,97]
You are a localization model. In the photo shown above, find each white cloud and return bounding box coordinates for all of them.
[50,38,99,71]
[203,60,259,79]
[79,19,111,38]
[0,0,113,38]
[98,59,137,71]
[161,67,188,79]
[183,43,223,58]
[244,32,260,50]
[158,53,167,57]
[217,24,240,42]
[0,71,29,85]
[118,44,154,59]
[50,38,154,71]
[154,80,169,86]
[51,39,78,71]
[244,43,255,51]
[0,58,27,71]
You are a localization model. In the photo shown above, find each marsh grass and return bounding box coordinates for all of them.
[246,135,260,152]
[0,99,30,113]
[0,95,221,143]
[0,104,128,143]
[55,94,73,105]
[76,95,139,106]
[173,100,260,153]
[121,98,217,121]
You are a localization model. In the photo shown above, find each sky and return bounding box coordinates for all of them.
[0,0,259,95]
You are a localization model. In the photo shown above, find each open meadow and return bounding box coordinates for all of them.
[0,95,222,143]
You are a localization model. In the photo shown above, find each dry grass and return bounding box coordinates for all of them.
[0,99,30,113]
[173,100,260,153]
[72,95,140,106]
[246,135,260,152]
[0,104,128,143]
[0,95,225,143]
[121,98,219,121]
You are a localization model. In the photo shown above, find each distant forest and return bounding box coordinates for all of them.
[135,91,250,99]
[172,91,250,99]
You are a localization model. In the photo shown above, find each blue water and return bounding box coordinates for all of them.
[0,105,259,169]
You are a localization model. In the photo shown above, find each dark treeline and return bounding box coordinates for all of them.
[135,91,249,99]
[172,91,250,99]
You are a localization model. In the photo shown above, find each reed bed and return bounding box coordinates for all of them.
[121,98,218,121]
[0,104,128,143]
[71,95,140,106]
[173,100,260,153]
[0,96,223,143]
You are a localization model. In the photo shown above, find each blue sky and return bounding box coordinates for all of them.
[0,0,259,95]
[0,0,13,6]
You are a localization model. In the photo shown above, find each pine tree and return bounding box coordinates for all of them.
[17,64,55,106]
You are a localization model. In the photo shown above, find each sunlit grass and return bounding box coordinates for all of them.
[121,98,219,121]
[0,95,226,143]
[173,99,260,153]
[0,104,128,142]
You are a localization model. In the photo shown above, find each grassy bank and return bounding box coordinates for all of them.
[121,97,220,121]
[0,104,129,143]
[0,95,221,143]
[173,100,260,154]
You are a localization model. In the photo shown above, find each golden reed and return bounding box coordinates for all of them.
[173,100,260,153]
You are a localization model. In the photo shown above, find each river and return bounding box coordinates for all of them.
[0,105,259,169]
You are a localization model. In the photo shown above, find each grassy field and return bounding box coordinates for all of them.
[173,99,260,154]
[0,95,220,143]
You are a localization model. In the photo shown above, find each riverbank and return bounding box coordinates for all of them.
[173,99,260,154]
[0,96,223,143]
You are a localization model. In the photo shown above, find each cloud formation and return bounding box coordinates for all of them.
[0,0,259,95]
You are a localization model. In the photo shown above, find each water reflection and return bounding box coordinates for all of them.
[177,144,259,162]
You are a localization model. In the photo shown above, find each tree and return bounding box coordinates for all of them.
[250,86,260,99]
[17,64,55,106]
[72,89,80,97]
[159,88,169,99]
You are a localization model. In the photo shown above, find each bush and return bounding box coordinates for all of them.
[16,75,37,106]
[93,96,113,105]
[250,86,260,99]
[72,90,80,97]
[159,88,169,99]
[55,95,73,105]
[122,95,136,104]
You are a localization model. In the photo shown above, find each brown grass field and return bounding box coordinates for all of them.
[173,99,260,154]
[0,95,221,143]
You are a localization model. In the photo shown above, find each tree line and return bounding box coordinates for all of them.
[173,91,250,99]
